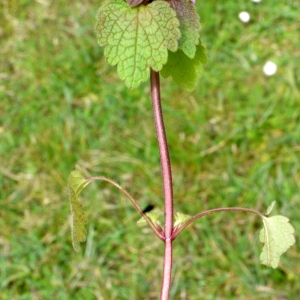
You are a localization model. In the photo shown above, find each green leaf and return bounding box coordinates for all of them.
[265,201,276,215]
[259,215,295,268]
[95,0,181,89]
[137,209,163,228]
[161,41,207,91]
[174,212,191,228]
[69,165,93,197]
[68,166,92,252]
[169,0,201,58]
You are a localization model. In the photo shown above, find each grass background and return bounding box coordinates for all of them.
[0,0,299,299]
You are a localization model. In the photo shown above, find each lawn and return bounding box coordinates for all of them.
[0,0,299,299]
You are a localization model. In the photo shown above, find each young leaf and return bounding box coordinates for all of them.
[174,212,191,228]
[137,209,163,229]
[169,0,200,58]
[161,41,207,91]
[259,215,295,268]
[68,166,93,252]
[69,165,93,197]
[95,0,180,89]
[265,201,276,216]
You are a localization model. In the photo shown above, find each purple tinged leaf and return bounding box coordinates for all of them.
[126,0,144,7]
[95,0,180,89]
[168,0,200,58]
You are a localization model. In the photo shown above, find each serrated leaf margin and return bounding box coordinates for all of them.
[95,0,181,88]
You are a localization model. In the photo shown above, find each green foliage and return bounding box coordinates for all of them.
[69,165,92,197]
[68,166,92,252]
[161,42,207,90]
[137,210,163,228]
[1,0,299,298]
[259,215,295,268]
[265,201,276,215]
[95,0,206,90]
[95,0,180,89]
[169,0,200,58]
[174,212,191,228]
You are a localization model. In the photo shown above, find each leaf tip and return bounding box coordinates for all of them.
[265,201,276,215]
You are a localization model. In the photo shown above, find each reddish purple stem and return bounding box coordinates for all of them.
[150,69,173,300]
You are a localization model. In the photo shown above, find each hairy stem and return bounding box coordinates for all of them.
[150,69,173,300]
[160,238,172,300]
[172,206,266,239]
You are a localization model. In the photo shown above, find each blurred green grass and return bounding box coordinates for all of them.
[0,0,299,299]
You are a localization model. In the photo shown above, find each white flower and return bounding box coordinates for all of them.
[238,11,251,23]
[263,61,277,76]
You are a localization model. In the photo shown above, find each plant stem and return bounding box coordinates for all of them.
[150,69,173,300]
[161,238,172,300]
[172,207,266,239]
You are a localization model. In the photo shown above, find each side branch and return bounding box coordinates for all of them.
[172,207,266,240]
[89,176,165,240]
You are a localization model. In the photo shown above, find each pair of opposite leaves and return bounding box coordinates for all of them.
[69,166,295,269]
[95,0,207,90]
